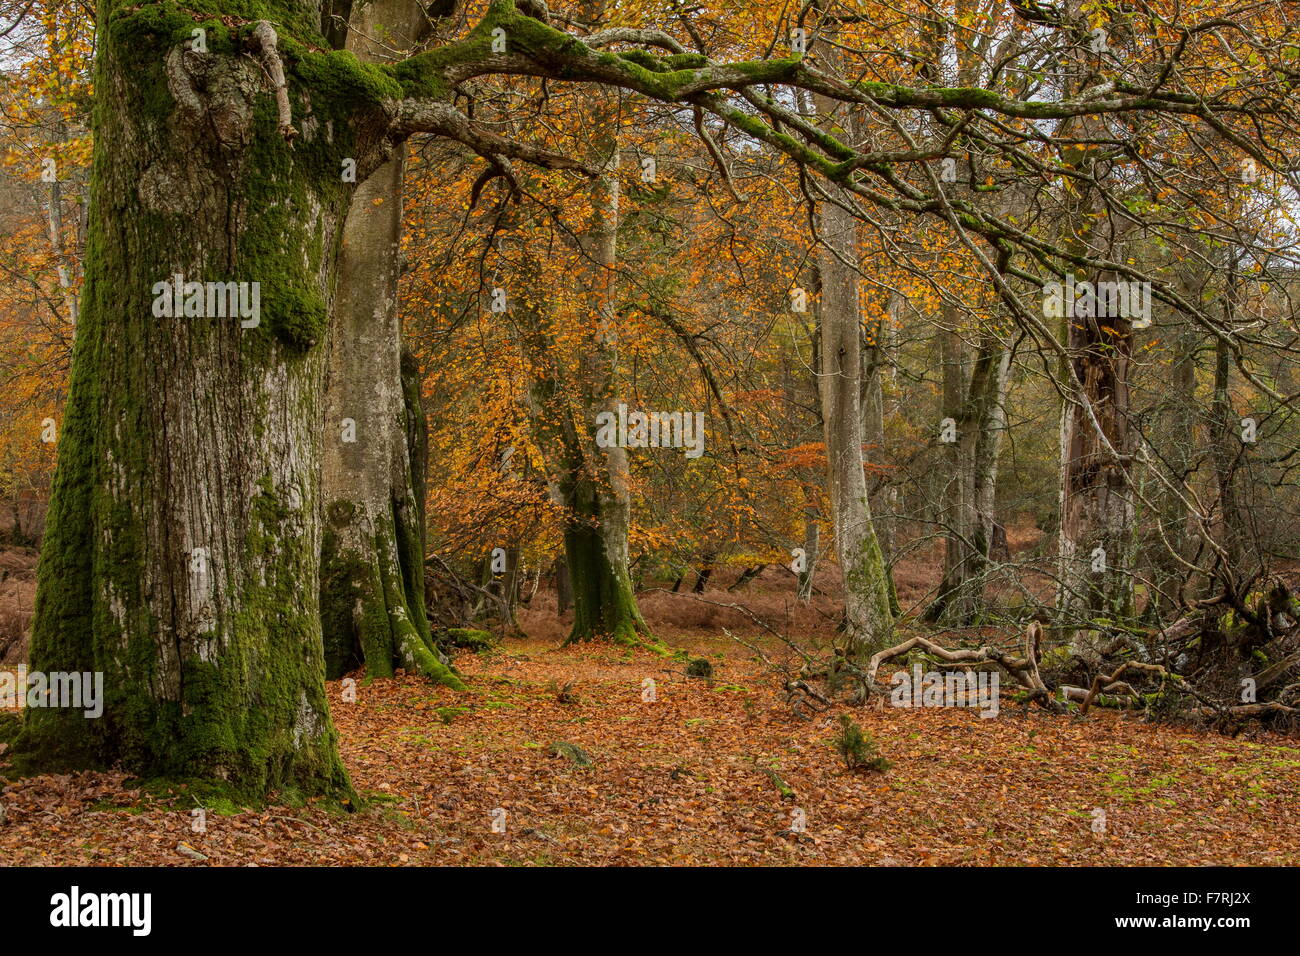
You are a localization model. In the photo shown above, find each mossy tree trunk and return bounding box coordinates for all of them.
[528,367,649,646]
[12,0,400,798]
[515,81,648,647]
[318,0,463,688]
[561,454,649,645]
[557,75,648,645]
[814,194,896,657]
[567,115,648,646]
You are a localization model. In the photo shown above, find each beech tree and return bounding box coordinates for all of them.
[318,0,464,687]
[525,80,650,647]
[14,0,1295,798]
[810,33,895,653]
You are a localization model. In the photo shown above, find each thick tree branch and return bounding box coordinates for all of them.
[392,99,597,174]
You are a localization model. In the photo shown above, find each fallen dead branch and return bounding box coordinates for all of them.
[1079,661,1172,715]
[1184,701,1298,718]
[865,622,1065,714]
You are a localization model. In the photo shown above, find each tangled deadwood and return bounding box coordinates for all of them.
[863,622,1064,714]
[1053,577,1300,730]
[715,573,1299,732]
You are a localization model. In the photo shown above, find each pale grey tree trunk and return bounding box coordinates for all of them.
[811,87,894,654]
[972,342,1011,568]
[318,0,462,687]
[44,174,80,326]
[798,503,820,602]
[929,320,1010,624]
[582,123,644,635]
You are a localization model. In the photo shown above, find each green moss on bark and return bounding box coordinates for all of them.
[320,503,465,689]
[562,489,649,647]
[12,0,371,803]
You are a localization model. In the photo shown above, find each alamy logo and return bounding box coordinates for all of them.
[890,664,1000,718]
[1042,276,1151,329]
[0,667,103,718]
[594,403,705,459]
[50,886,151,936]
[151,274,260,328]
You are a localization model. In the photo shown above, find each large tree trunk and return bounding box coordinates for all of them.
[808,34,894,655]
[1056,272,1138,638]
[318,1,462,687]
[567,93,648,645]
[1049,78,1138,645]
[529,362,648,646]
[1210,265,1263,587]
[15,5,373,798]
[563,465,648,645]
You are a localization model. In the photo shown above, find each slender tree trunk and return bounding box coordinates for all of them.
[781,342,822,603]
[929,312,966,620]
[972,342,1010,562]
[797,503,819,602]
[811,118,894,654]
[693,552,715,594]
[44,171,80,326]
[318,0,462,687]
[1144,296,1198,618]
[969,337,1010,581]
[863,292,898,570]
[928,324,1009,624]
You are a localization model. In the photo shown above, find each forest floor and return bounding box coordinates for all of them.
[2,628,1299,866]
